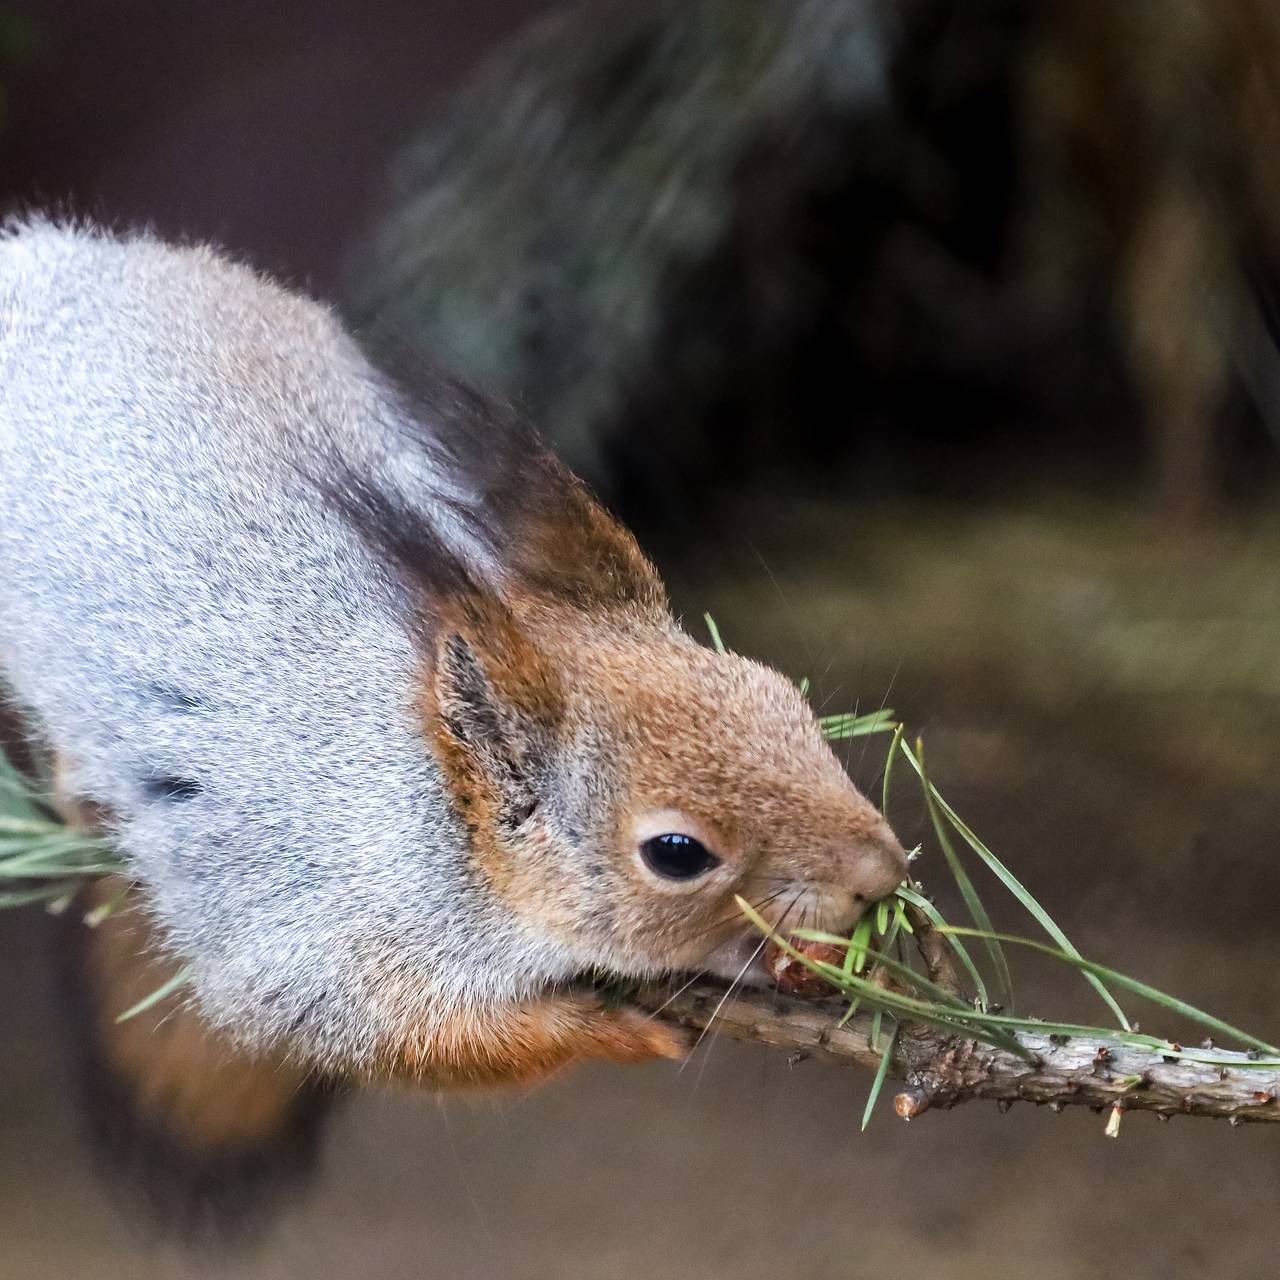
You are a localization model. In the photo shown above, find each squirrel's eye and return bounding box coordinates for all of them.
[640,833,720,880]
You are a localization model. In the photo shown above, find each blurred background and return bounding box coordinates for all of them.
[1,1,1279,1276]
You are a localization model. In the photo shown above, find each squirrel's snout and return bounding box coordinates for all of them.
[794,828,910,939]
[848,825,910,909]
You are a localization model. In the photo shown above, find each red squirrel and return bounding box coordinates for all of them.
[0,218,906,1223]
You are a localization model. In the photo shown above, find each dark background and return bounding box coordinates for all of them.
[1,3,1278,1277]
[0,0,554,291]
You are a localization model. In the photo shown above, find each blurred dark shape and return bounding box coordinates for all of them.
[348,0,904,521]
[1017,0,1280,531]
[58,881,338,1243]
[0,8,40,135]
[0,696,337,1243]
[350,0,1280,530]
[0,0,554,296]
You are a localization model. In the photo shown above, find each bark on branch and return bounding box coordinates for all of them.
[633,981,1280,1126]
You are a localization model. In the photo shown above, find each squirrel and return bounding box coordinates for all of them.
[0,217,907,1226]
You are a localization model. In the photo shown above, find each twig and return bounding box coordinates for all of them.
[901,898,962,995]
[634,980,1280,1125]
[6,727,1277,1128]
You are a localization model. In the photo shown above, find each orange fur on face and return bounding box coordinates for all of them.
[569,623,906,964]
[421,588,907,987]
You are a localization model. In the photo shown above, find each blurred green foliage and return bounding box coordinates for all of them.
[0,9,42,135]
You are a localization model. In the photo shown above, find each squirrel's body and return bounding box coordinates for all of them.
[0,220,904,1217]
[0,221,563,1070]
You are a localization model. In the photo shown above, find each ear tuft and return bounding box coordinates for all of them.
[330,344,670,625]
[427,601,564,828]
[436,633,506,760]
[504,460,669,619]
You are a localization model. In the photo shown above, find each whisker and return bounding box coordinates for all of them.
[813,682,846,716]
[811,618,849,704]
[682,914,744,947]
[807,604,864,714]
[682,892,803,1088]
[863,760,889,797]
[843,694,861,774]
[744,537,815,676]
[853,651,904,788]
[683,887,788,946]
[840,639,870,773]
[643,968,710,1020]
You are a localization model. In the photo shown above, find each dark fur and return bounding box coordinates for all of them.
[330,331,668,620]
[55,902,343,1244]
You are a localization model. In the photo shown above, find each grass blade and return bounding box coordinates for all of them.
[0,815,63,836]
[861,1022,898,1131]
[899,737,1131,1031]
[792,930,981,1013]
[737,896,1032,1058]
[0,884,81,908]
[881,722,905,821]
[912,739,1010,1009]
[894,887,989,1007]
[115,965,193,1023]
[703,613,727,655]
[938,927,1277,1055]
[820,709,898,741]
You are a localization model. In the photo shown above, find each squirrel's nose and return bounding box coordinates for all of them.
[850,823,909,908]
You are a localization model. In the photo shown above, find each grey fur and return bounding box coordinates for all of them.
[0,219,578,1069]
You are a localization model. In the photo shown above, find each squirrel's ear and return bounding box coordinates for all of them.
[506,467,669,620]
[427,605,564,827]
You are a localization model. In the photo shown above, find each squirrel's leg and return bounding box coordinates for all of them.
[380,994,687,1088]
[54,773,336,1238]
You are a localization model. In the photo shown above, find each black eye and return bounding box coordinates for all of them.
[640,833,721,880]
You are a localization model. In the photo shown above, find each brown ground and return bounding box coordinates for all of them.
[2,494,1278,1279]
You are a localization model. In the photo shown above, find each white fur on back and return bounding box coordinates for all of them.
[0,219,575,1066]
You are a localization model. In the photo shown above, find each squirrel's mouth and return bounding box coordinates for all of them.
[699,881,867,988]
[701,931,777,988]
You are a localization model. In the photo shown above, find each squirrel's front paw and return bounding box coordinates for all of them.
[574,1001,688,1067]
[380,995,686,1088]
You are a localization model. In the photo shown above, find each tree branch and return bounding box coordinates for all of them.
[634,980,1280,1126]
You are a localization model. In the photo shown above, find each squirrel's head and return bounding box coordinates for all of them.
[424,602,908,985]
[336,369,907,986]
